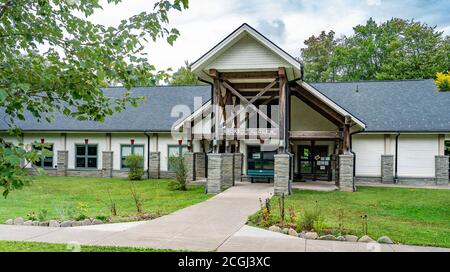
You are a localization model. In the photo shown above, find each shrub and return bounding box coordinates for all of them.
[37,209,48,221]
[27,211,38,221]
[168,155,187,191]
[125,154,144,181]
[129,180,144,214]
[435,71,450,92]
[297,203,327,233]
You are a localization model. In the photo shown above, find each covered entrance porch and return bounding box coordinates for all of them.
[187,24,365,195]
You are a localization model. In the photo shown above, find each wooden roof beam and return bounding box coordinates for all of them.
[219,71,279,80]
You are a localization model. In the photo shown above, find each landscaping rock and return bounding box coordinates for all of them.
[60,221,73,227]
[288,228,298,237]
[72,221,83,227]
[23,220,33,226]
[268,225,282,233]
[49,220,60,228]
[344,235,358,242]
[319,234,336,241]
[298,231,307,239]
[358,235,375,243]
[82,219,92,226]
[91,219,103,225]
[5,219,13,225]
[304,232,319,240]
[13,217,24,225]
[377,236,393,244]
[39,221,49,227]
[336,236,346,241]
[32,221,40,226]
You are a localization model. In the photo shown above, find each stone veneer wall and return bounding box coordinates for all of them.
[206,153,234,194]
[274,154,290,196]
[233,153,243,182]
[184,152,195,182]
[102,151,113,178]
[194,153,206,179]
[57,150,68,176]
[149,152,160,179]
[381,155,394,183]
[435,156,449,185]
[338,154,354,192]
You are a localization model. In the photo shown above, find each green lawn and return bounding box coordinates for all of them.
[0,176,210,223]
[0,240,176,252]
[248,186,450,248]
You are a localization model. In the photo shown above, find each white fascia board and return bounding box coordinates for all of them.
[173,101,212,131]
[300,81,367,129]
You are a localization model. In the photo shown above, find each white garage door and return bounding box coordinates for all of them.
[353,135,384,177]
[397,135,438,178]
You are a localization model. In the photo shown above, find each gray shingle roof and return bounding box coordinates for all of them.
[310,79,450,132]
[1,80,448,133]
[0,85,211,132]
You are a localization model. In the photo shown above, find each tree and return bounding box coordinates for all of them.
[301,31,337,82]
[435,71,450,92]
[301,18,450,82]
[169,61,203,85]
[0,0,189,197]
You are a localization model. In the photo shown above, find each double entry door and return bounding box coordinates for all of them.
[298,145,332,181]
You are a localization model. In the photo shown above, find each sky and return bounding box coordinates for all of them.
[90,0,450,72]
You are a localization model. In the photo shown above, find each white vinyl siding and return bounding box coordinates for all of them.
[205,34,290,71]
[397,135,438,178]
[353,134,385,177]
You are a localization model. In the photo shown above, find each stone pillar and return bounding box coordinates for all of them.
[381,155,394,183]
[233,153,243,183]
[274,154,290,196]
[222,153,234,189]
[338,154,354,192]
[194,153,206,179]
[207,153,234,194]
[149,152,160,179]
[102,151,113,178]
[184,152,195,182]
[207,154,223,194]
[57,150,68,176]
[435,156,449,186]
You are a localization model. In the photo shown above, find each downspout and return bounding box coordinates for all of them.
[145,132,151,179]
[394,133,400,184]
[350,129,364,192]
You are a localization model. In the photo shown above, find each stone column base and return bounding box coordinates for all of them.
[233,153,243,183]
[102,151,113,178]
[57,150,68,177]
[435,156,449,186]
[381,155,394,183]
[274,154,290,196]
[184,152,195,182]
[339,154,354,192]
[194,153,206,179]
[149,152,160,179]
[207,153,234,194]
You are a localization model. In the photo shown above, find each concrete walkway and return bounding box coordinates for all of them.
[0,182,449,252]
[218,225,450,252]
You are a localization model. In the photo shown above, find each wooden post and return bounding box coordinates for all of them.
[278,67,287,154]
[343,115,352,154]
[210,69,221,153]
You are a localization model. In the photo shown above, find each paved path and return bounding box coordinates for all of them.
[0,182,273,251]
[1,182,449,252]
[218,226,450,252]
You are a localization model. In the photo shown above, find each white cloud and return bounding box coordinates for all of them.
[89,0,450,72]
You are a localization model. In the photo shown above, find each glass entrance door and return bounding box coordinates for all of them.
[298,145,331,181]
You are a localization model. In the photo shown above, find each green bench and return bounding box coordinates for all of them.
[247,169,274,183]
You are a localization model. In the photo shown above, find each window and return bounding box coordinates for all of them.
[445,141,450,178]
[247,146,276,171]
[33,143,54,168]
[75,144,98,169]
[168,145,188,171]
[121,145,145,169]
